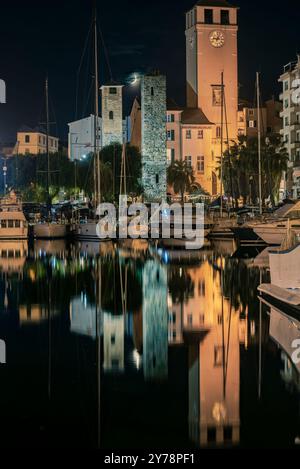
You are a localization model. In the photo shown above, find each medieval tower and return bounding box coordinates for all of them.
[101,84,124,148]
[141,72,167,202]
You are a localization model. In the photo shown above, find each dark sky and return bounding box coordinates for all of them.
[0,0,300,142]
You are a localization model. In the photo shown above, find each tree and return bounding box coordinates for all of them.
[167,160,195,202]
[220,135,288,207]
[100,143,142,200]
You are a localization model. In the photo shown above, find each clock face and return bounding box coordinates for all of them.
[209,30,225,48]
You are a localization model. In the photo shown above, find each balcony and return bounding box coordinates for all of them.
[290,122,300,131]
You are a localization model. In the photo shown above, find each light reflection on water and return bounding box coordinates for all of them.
[0,239,299,448]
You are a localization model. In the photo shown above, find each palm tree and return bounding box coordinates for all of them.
[167,160,195,202]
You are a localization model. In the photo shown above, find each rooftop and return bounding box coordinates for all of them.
[196,0,236,8]
[181,108,213,125]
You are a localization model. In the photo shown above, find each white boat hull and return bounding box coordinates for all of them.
[269,243,300,289]
[253,221,300,245]
[34,223,67,239]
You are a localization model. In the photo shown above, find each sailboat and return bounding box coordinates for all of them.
[72,12,111,243]
[33,79,67,239]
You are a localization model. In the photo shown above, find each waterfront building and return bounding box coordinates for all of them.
[279,56,300,198]
[237,98,282,138]
[15,126,58,155]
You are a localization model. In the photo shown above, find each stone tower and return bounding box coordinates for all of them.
[185,0,238,141]
[101,84,123,148]
[141,72,167,202]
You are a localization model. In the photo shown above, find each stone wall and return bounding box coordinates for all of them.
[141,73,167,202]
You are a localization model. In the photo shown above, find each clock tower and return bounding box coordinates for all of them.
[186,0,238,142]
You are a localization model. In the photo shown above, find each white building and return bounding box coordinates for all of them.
[68,115,101,161]
[279,56,300,198]
[68,83,128,161]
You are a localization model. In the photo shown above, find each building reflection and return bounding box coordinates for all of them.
[70,293,97,338]
[0,241,27,276]
[143,260,168,382]
[168,254,243,447]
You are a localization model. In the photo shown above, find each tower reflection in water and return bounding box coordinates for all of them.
[167,257,241,447]
[0,239,256,448]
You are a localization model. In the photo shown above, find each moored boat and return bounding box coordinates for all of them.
[0,191,28,240]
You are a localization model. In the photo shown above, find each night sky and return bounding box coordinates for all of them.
[0,0,299,143]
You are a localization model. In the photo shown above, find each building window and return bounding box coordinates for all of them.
[109,111,114,120]
[204,8,213,24]
[221,10,230,25]
[248,109,254,117]
[296,131,300,142]
[151,87,154,96]
[167,114,175,123]
[297,113,300,123]
[171,148,175,163]
[167,130,175,141]
[284,134,289,143]
[185,155,192,167]
[198,129,204,139]
[199,315,205,325]
[43,137,46,145]
[25,134,30,143]
[156,174,159,184]
[285,116,289,127]
[248,120,257,128]
[284,80,289,91]
[197,156,205,173]
[188,314,193,326]
[186,130,192,139]
[284,98,289,109]
[216,126,221,138]
[109,87,117,94]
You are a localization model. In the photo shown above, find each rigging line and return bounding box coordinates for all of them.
[49,94,59,142]
[82,81,94,118]
[97,20,113,82]
[75,21,93,120]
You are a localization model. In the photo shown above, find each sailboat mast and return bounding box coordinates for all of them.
[94,9,100,207]
[257,72,263,216]
[220,72,224,218]
[45,77,51,216]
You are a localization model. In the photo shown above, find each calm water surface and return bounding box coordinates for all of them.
[0,239,299,449]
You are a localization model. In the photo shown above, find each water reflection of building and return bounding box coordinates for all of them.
[70,294,97,339]
[0,241,27,275]
[143,260,168,381]
[19,304,49,324]
[103,313,125,373]
[168,258,242,447]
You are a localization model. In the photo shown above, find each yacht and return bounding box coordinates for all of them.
[258,230,300,312]
[34,221,67,239]
[251,201,300,245]
[0,191,28,240]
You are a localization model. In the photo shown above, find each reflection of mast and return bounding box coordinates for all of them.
[47,270,52,400]
[258,269,263,400]
[96,255,101,448]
